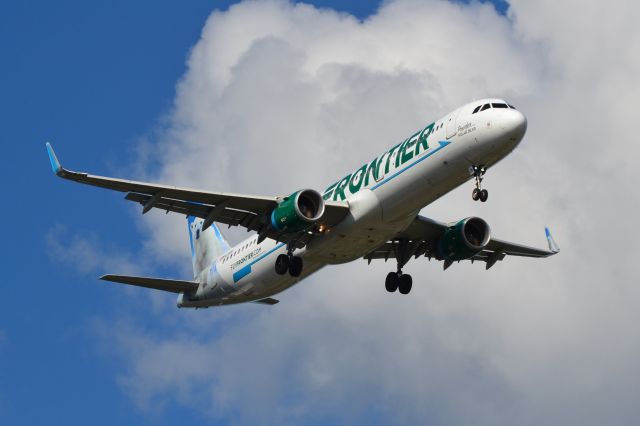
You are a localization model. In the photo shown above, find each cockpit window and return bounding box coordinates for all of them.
[492,103,509,108]
[508,104,516,109]
[480,103,491,111]
[472,105,481,114]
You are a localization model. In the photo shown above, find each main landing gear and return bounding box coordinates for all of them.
[385,271,413,294]
[275,244,303,278]
[471,165,488,202]
[385,239,413,295]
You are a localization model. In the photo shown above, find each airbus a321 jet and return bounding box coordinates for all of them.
[46,99,559,307]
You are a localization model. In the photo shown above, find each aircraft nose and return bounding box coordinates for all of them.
[503,109,527,142]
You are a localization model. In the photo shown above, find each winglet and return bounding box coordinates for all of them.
[45,142,63,176]
[545,227,560,254]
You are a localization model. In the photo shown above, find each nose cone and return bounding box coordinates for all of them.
[503,109,527,143]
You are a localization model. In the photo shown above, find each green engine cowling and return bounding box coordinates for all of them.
[271,189,325,233]
[437,217,491,261]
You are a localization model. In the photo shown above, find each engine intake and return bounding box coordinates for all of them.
[437,217,491,260]
[271,189,325,232]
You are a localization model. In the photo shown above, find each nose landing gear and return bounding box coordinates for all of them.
[470,166,488,202]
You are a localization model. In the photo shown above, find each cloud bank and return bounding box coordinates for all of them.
[88,0,640,424]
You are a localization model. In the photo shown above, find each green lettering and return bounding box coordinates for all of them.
[376,153,388,177]
[323,181,338,201]
[395,139,408,167]
[415,123,434,156]
[349,165,367,194]
[333,175,351,201]
[385,144,401,173]
[402,131,419,164]
[364,157,379,186]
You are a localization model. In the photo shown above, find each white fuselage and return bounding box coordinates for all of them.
[178,99,527,307]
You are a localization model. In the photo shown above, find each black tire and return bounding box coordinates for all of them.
[398,274,413,295]
[480,189,488,202]
[472,188,480,201]
[289,256,303,277]
[275,254,290,275]
[385,272,399,292]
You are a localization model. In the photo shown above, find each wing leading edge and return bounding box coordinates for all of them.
[45,143,349,247]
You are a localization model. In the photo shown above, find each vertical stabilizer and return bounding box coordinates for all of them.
[187,216,231,278]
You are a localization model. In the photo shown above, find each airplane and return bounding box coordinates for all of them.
[46,98,559,307]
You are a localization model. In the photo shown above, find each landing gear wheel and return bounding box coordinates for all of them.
[385,272,399,292]
[289,256,303,277]
[479,189,488,202]
[398,274,413,294]
[472,188,480,201]
[275,254,290,275]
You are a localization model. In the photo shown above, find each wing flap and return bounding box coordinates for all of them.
[125,192,348,248]
[100,275,199,293]
[125,192,255,229]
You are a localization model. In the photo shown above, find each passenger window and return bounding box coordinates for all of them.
[472,105,481,114]
[481,104,491,111]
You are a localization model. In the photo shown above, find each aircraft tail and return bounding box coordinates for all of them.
[187,216,231,278]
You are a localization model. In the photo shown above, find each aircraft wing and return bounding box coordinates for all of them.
[46,143,349,246]
[365,215,559,269]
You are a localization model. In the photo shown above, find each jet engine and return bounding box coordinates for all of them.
[271,189,325,232]
[437,217,491,260]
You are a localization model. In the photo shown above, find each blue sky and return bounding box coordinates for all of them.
[2,2,397,424]
[5,0,638,425]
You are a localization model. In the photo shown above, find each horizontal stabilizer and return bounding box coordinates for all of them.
[253,297,279,305]
[100,274,198,293]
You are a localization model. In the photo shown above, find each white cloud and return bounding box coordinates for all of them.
[94,0,640,424]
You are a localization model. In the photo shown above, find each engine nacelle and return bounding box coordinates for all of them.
[437,217,491,261]
[271,189,325,232]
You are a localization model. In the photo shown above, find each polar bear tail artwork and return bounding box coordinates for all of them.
[187,215,231,278]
